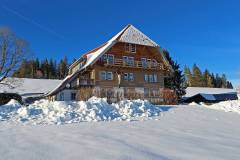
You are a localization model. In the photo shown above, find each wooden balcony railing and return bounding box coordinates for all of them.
[79,79,95,86]
[104,58,165,70]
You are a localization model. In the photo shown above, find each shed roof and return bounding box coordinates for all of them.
[184,87,237,98]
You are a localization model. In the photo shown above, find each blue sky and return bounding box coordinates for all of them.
[0,0,239,86]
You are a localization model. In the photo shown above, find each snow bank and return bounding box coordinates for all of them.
[0,97,163,124]
[0,99,21,121]
[188,100,240,114]
[204,100,240,114]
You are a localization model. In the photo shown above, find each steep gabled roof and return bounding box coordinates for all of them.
[117,25,159,47]
[69,24,159,70]
[47,24,170,96]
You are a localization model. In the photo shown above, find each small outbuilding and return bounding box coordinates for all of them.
[183,87,238,103]
[0,78,61,103]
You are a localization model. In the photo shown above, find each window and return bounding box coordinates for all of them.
[125,43,130,52]
[147,59,151,67]
[71,93,76,100]
[152,59,157,67]
[102,54,108,61]
[123,56,128,65]
[101,54,114,65]
[149,75,153,82]
[100,71,113,80]
[106,72,113,80]
[128,57,134,66]
[107,54,114,64]
[124,73,128,81]
[153,74,157,82]
[129,73,134,81]
[131,44,136,53]
[144,74,148,82]
[125,43,136,53]
[122,56,134,66]
[100,71,106,80]
[124,73,134,81]
[144,74,157,83]
[144,88,149,97]
[60,92,64,101]
[141,58,147,68]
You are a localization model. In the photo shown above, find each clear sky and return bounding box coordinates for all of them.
[0,0,239,86]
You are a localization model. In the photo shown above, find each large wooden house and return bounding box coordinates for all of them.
[47,25,173,104]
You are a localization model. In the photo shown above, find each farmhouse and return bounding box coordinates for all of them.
[183,87,238,103]
[46,24,173,104]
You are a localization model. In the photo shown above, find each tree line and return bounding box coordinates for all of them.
[13,57,71,79]
[184,64,233,88]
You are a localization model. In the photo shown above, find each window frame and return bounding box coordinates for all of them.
[129,73,134,81]
[153,74,158,82]
[149,74,153,83]
[60,92,64,101]
[123,56,128,65]
[152,59,158,67]
[128,56,134,66]
[125,43,136,53]
[100,71,106,80]
[71,92,76,101]
[130,44,136,53]
[107,54,114,65]
[102,54,108,61]
[144,74,148,82]
[125,43,130,52]
[124,73,129,81]
[141,58,147,68]
[106,72,113,80]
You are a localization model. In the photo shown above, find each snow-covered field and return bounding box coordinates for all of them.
[0,98,240,160]
[1,105,240,160]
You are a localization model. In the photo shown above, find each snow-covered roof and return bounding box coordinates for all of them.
[117,25,159,47]
[184,87,237,98]
[0,78,62,97]
[69,24,160,70]
[199,94,216,101]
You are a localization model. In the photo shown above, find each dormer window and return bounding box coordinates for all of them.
[125,43,136,53]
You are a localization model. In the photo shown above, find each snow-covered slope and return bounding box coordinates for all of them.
[0,105,240,160]
[0,78,62,97]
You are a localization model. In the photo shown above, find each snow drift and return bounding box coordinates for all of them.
[188,99,240,114]
[204,100,240,114]
[0,97,163,124]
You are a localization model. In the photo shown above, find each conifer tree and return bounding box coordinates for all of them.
[163,50,186,101]
[227,81,233,89]
[203,69,214,87]
[184,65,192,87]
[221,74,227,88]
[192,64,203,87]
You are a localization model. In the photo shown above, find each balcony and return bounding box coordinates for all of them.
[79,78,95,86]
[103,58,165,70]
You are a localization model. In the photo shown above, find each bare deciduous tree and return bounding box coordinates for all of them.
[0,27,30,86]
